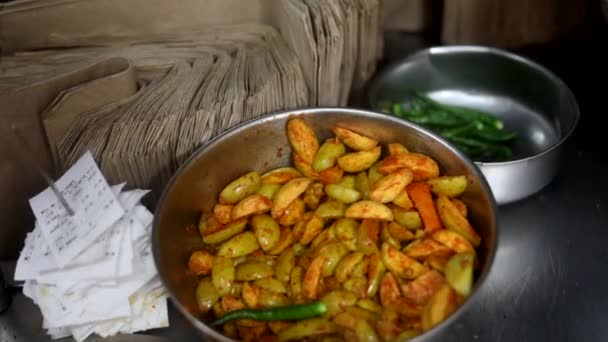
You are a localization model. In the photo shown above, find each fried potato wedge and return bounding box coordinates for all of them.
[321,290,358,317]
[431,230,474,253]
[355,171,371,199]
[451,198,468,217]
[277,198,306,226]
[293,153,320,179]
[242,282,260,308]
[325,184,361,204]
[366,252,385,297]
[421,285,461,331]
[188,250,214,276]
[235,261,275,281]
[289,266,304,302]
[217,232,260,258]
[345,201,394,221]
[299,215,326,245]
[315,200,347,219]
[401,270,445,305]
[367,162,384,188]
[317,165,344,185]
[256,183,282,201]
[276,248,296,284]
[232,194,272,221]
[267,226,294,256]
[272,177,314,218]
[287,117,319,164]
[213,204,234,225]
[277,318,337,342]
[337,175,356,189]
[379,153,439,181]
[436,195,481,246]
[381,243,429,280]
[317,242,349,277]
[387,143,409,155]
[303,255,326,300]
[392,207,423,230]
[338,146,382,173]
[212,256,235,296]
[392,189,414,209]
[343,277,368,299]
[379,272,420,317]
[251,214,281,252]
[332,218,358,251]
[313,138,346,172]
[370,168,414,203]
[332,126,379,151]
[335,252,365,282]
[403,238,454,260]
[202,217,247,245]
[262,167,303,184]
[196,278,220,312]
[303,182,325,210]
[358,219,380,255]
[219,171,262,204]
[445,252,475,297]
[427,175,468,197]
[386,221,415,242]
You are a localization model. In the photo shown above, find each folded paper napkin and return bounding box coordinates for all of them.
[14,151,169,341]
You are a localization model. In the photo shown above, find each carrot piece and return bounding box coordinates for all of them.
[406,182,442,234]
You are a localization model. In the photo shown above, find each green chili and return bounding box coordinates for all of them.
[378,92,517,162]
[210,301,327,326]
[438,121,484,138]
[404,109,468,127]
[448,136,512,160]
[413,92,504,130]
[472,126,518,142]
[391,103,405,116]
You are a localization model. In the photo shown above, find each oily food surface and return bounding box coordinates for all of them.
[188,117,483,342]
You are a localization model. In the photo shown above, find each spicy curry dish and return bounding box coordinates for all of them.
[188,116,482,342]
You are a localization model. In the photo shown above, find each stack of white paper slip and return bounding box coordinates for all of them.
[14,151,169,341]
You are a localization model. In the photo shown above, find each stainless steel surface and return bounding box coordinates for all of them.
[152,108,498,342]
[367,46,580,205]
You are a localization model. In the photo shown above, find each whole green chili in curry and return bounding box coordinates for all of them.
[211,301,327,326]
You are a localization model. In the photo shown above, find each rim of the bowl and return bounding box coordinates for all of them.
[152,106,499,342]
[367,45,581,167]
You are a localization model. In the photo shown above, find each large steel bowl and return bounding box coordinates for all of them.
[367,46,580,205]
[152,108,498,341]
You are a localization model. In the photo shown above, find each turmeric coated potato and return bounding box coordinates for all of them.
[287,117,319,165]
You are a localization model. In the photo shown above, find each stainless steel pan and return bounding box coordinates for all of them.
[152,108,498,342]
[367,46,580,204]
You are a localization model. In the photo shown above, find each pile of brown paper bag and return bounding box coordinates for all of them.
[0,0,384,259]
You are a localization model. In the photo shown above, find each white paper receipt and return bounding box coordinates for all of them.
[28,151,125,267]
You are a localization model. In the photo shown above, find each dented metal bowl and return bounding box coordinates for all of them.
[152,108,498,341]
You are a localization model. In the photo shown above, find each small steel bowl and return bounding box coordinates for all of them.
[367,46,580,205]
[153,108,498,342]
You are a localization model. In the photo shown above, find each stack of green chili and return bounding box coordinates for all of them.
[378,92,517,162]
